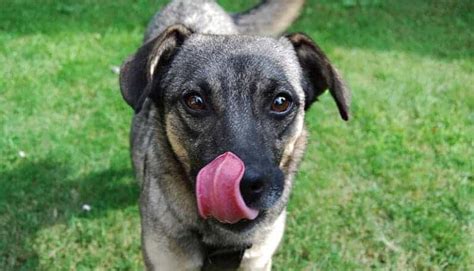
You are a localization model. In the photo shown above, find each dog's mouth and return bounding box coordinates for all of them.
[196,152,259,224]
[207,210,267,232]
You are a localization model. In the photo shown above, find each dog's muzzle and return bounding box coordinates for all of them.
[196,151,284,224]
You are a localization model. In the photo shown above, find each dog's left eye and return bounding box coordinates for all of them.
[271,94,292,113]
[184,92,207,111]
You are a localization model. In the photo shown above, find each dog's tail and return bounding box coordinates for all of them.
[232,0,305,36]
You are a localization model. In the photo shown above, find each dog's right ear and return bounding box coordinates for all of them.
[120,24,193,112]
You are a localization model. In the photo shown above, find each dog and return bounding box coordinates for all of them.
[119,0,351,270]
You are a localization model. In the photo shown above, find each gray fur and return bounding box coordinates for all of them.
[232,0,306,36]
[120,0,350,270]
[144,0,237,42]
[144,0,306,42]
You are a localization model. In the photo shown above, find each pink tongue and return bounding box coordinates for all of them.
[196,152,259,224]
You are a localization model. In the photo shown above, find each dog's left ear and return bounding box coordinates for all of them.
[120,24,193,113]
[286,33,351,121]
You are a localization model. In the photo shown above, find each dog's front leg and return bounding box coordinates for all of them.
[142,229,203,271]
[239,212,286,271]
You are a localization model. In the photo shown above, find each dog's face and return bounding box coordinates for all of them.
[120,25,350,230]
[160,34,309,212]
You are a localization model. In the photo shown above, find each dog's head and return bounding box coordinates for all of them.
[120,25,350,230]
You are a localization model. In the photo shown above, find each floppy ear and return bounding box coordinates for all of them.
[286,33,351,121]
[119,24,193,112]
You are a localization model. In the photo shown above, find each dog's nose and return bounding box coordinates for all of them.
[240,168,266,207]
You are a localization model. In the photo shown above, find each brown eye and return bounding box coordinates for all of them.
[271,94,292,113]
[184,93,207,111]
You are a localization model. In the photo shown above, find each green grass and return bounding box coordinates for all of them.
[1,0,472,270]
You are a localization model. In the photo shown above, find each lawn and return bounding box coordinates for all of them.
[1,0,472,270]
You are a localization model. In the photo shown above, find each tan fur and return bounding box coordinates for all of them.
[279,110,305,171]
[166,114,192,174]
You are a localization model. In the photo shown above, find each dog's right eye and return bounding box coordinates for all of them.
[271,93,292,114]
[183,92,207,111]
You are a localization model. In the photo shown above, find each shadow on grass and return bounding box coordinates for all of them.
[0,159,138,270]
[1,0,472,60]
[293,0,473,60]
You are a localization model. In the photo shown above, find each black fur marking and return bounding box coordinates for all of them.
[202,244,251,271]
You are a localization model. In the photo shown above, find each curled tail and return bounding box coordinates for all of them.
[233,0,306,36]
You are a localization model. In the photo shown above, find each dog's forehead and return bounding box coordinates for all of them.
[185,35,288,54]
[171,34,305,100]
[181,35,296,69]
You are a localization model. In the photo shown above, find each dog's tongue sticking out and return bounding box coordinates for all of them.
[196,152,259,224]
